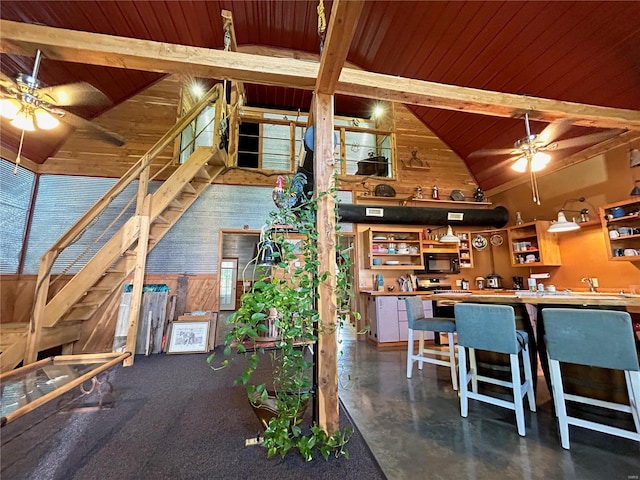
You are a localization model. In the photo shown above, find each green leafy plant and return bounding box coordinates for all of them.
[209,174,359,461]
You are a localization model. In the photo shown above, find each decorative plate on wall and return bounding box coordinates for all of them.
[472,234,488,250]
[490,234,504,246]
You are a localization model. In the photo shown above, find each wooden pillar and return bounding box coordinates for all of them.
[313,92,339,433]
[123,195,152,367]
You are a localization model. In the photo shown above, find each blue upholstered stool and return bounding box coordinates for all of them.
[542,308,640,449]
[405,296,457,390]
[454,303,536,436]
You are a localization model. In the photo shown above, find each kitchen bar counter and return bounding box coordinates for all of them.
[429,290,640,307]
[362,289,640,306]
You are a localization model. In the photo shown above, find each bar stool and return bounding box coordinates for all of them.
[454,303,536,436]
[404,296,457,390]
[542,308,640,449]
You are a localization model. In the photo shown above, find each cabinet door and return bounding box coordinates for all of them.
[376,296,400,342]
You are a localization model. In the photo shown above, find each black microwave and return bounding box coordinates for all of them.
[422,252,460,274]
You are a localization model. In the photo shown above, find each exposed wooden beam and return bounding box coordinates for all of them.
[337,69,640,130]
[1,20,639,131]
[315,0,364,95]
[0,147,40,173]
[0,20,318,90]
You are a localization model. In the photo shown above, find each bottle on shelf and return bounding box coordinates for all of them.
[432,184,439,200]
[515,211,524,225]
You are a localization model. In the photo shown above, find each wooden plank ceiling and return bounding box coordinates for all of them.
[1,1,639,192]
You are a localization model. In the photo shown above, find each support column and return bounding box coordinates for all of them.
[313,92,339,433]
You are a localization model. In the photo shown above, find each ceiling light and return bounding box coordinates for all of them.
[439,226,461,243]
[547,211,580,233]
[511,157,528,172]
[34,108,60,130]
[0,98,21,120]
[531,151,551,171]
[190,81,205,99]
[372,104,385,118]
[11,108,36,131]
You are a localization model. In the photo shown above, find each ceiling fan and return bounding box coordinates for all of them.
[0,50,125,151]
[469,113,623,204]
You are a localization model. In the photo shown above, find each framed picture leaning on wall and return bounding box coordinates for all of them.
[167,321,210,354]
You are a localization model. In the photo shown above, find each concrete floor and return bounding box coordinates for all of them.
[336,324,640,480]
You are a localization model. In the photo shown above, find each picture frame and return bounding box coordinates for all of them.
[167,321,210,354]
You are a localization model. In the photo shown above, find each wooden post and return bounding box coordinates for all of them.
[314,92,339,433]
[123,195,152,367]
[24,250,57,364]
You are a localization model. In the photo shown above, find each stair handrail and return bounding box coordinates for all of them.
[47,84,223,256]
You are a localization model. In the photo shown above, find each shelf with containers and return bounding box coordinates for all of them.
[364,227,424,270]
[456,231,473,268]
[507,221,562,267]
[599,199,640,262]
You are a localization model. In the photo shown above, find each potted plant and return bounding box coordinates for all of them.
[209,174,358,461]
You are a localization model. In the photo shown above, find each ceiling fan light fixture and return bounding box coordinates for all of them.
[10,107,36,131]
[531,152,551,171]
[511,157,528,172]
[0,98,22,120]
[547,211,580,233]
[34,108,60,130]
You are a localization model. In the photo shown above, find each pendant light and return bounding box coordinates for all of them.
[547,211,580,233]
[439,226,460,243]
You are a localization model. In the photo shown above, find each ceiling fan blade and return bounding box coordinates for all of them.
[0,71,17,90]
[58,110,125,146]
[544,129,624,151]
[536,117,574,145]
[468,148,520,158]
[40,82,111,107]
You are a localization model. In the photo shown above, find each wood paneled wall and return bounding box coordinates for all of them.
[460,141,640,292]
[39,76,183,178]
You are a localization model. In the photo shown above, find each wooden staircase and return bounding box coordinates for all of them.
[0,84,228,372]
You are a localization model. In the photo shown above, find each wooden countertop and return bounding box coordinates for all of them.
[430,291,640,307]
[360,289,640,307]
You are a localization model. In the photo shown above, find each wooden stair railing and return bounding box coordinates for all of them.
[0,84,228,372]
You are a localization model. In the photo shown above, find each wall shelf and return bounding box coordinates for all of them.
[354,194,492,207]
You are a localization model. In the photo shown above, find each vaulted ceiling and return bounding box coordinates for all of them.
[1,1,640,192]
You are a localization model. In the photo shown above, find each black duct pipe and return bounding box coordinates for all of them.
[337,203,509,228]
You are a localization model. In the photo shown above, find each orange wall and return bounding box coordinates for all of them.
[480,140,640,292]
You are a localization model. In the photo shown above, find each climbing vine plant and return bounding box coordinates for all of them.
[209,173,359,461]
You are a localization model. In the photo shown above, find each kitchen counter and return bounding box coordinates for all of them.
[360,290,428,296]
[362,289,640,306]
[430,290,640,307]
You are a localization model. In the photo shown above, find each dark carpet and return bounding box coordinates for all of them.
[1,351,386,480]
